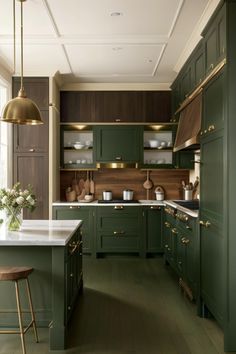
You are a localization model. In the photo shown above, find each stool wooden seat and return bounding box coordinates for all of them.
[0,266,39,354]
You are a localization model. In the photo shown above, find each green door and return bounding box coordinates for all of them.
[144,206,163,253]
[95,125,142,162]
[200,131,224,325]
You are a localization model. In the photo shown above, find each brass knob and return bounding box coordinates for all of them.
[171,228,178,234]
[70,273,74,278]
[210,63,214,69]
[200,131,203,136]
[150,206,161,210]
[165,244,168,248]
[115,118,121,122]
[204,129,208,134]
[208,125,215,132]
[164,221,170,228]
[114,205,124,210]
[29,148,35,152]
[199,220,211,228]
[113,231,125,235]
[115,156,122,161]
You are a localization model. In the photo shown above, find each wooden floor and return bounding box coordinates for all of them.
[0,256,234,354]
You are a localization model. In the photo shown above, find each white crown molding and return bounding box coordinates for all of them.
[61,82,171,91]
[167,0,185,38]
[174,0,222,73]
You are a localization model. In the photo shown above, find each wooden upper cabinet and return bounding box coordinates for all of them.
[60,91,93,122]
[60,90,171,123]
[145,91,171,122]
[12,77,49,153]
[13,77,49,110]
[13,111,49,153]
[93,91,144,122]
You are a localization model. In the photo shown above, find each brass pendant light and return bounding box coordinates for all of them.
[0,0,43,125]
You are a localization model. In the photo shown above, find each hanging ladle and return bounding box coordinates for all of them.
[143,170,153,190]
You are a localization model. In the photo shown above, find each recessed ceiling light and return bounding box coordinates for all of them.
[112,47,123,51]
[144,58,153,63]
[110,12,123,17]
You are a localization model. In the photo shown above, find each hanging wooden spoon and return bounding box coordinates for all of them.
[143,170,153,200]
[90,171,95,195]
[143,170,153,190]
[84,170,90,194]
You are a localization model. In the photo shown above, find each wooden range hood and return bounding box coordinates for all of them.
[173,92,202,152]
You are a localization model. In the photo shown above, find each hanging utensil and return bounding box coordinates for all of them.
[90,171,95,195]
[143,170,153,200]
[85,170,90,194]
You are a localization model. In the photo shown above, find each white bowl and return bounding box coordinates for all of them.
[149,140,160,148]
[74,143,84,149]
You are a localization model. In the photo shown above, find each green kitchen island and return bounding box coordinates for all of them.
[0,219,83,351]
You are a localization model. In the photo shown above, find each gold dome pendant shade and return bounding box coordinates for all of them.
[2,88,43,125]
[0,0,43,125]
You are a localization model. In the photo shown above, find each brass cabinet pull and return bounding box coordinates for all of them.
[115,156,122,161]
[115,118,121,122]
[181,237,190,245]
[29,148,35,152]
[199,220,211,228]
[185,225,191,230]
[204,129,208,134]
[69,206,80,209]
[171,228,178,234]
[150,206,161,210]
[68,240,80,254]
[114,205,124,210]
[113,231,125,236]
[208,124,215,132]
[70,273,74,278]
[210,63,214,69]
[164,221,171,228]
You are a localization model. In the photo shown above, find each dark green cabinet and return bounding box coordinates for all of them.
[175,213,198,297]
[143,206,163,254]
[202,4,226,75]
[192,42,205,88]
[163,206,198,298]
[95,125,142,163]
[200,131,224,325]
[60,125,96,170]
[201,68,225,137]
[96,206,143,256]
[173,151,194,170]
[53,206,94,255]
[163,207,177,268]
[65,229,83,323]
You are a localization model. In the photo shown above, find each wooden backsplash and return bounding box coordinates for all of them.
[60,169,189,201]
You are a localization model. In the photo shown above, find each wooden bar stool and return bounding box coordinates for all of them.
[0,266,39,354]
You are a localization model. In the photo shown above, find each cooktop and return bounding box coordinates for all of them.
[98,199,140,204]
[173,200,199,210]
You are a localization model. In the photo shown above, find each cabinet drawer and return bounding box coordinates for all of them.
[97,233,140,252]
[97,207,141,232]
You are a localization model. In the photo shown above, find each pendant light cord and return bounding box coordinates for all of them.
[20,0,24,91]
[13,0,16,74]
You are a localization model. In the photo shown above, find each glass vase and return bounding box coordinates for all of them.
[6,208,23,231]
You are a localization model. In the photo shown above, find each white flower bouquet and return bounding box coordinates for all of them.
[0,182,36,231]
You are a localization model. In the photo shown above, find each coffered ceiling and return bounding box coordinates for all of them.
[0,0,221,86]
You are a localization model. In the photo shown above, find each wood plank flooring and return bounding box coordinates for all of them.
[0,256,234,354]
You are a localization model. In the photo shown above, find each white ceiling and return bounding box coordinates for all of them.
[0,0,221,86]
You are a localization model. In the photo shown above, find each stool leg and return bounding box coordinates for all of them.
[25,278,39,343]
[15,280,26,354]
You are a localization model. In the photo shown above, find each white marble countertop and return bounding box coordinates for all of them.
[0,220,82,246]
[52,200,165,207]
